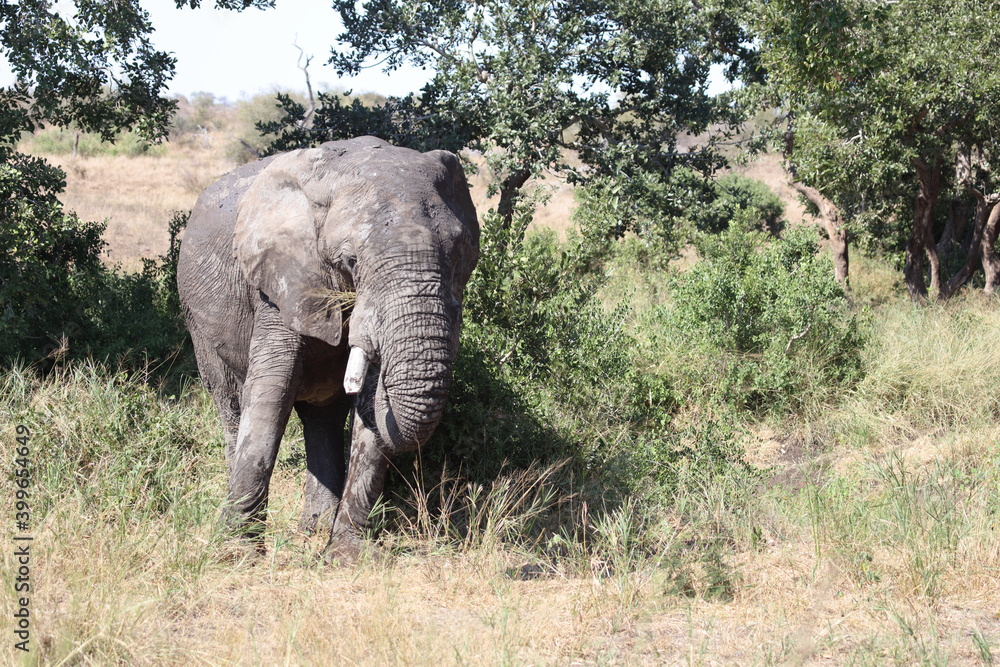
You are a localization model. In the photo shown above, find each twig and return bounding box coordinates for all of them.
[239,139,262,160]
[293,40,316,130]
[785,310,815,354]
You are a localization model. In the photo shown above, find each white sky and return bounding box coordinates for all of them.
[0,0,729,101]
[142,0,430,100]
[0,0,430,101]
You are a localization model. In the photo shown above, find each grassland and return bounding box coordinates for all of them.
[2,120,999,665]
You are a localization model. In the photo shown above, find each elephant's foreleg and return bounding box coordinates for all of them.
[324,411,390,560]
[295,400,349,533]
[221,303,302,537]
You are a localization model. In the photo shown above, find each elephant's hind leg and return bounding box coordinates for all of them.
[295,400,349,533]
[191,334,242,463]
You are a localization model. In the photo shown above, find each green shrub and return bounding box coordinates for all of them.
[573,167,713,261]
[415,215,751,505]
[702,173,786,235]
[1,152,103,362]
[0,148,189,371]
[421,219,622,484]
[650,213,868,414]
[573,170,785,256]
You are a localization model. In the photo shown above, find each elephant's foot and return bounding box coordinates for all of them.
[322,528,365,565]
[298,502,339,535]
[217,503,269,557]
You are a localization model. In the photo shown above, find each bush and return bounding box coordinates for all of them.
[573,169,786,260]
[414,214,751,505]
[421,218,622,484]
[649,213,868,414]
[573,167,714,261]
[0,148,189,371]
[702,173,786,235]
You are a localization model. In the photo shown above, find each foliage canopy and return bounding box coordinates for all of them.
[750,0,1000,298]
[262,0,751,244]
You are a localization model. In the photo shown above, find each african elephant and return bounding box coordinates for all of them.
[176,137,479,559]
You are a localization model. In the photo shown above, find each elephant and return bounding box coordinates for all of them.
[176,136,479,559]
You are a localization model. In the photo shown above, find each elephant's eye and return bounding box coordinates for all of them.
[337,254,356,277]
[332,252,357,288]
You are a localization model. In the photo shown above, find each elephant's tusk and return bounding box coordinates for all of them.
[343,347,369,395]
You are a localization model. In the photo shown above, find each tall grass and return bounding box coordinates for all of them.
[851,298,1000,427]
[0,358,778,663]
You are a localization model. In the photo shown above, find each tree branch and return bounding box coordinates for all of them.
[785,317,813,354]
[293,41,316,130]
[239,138,262,160]
[932,113,970,138]
[904,106,929,140]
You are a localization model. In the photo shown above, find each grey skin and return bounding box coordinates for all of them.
[176,137,479,559]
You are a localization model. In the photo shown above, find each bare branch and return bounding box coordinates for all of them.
[785,310,814,354]
[239,138,262,160]
[293,40,316,130]
[412,37,460,65]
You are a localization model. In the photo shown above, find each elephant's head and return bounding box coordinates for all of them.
[233,136,479,453]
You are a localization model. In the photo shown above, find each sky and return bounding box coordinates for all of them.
[142,0,431,100]
[1,0,729,102]
[0,0,431,101]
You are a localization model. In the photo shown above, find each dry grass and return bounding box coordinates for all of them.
[3,370,999,664]
[41,144,236,272]
[19,127,239,274]
[4,434,999,665]
[4,352,999,666]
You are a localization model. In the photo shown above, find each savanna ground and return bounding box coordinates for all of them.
[2,110,1000,666]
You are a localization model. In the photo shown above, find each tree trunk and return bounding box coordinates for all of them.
[497,168,532,231]
[935,199,957,260]
[903,159,942,301]
[982,201,1000,296]
[940,192,993,300]
[782,123,849,288]
[958,200,974,255]
[788,180,850,288]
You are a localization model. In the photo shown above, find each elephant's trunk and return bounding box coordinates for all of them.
[372,289,460,453]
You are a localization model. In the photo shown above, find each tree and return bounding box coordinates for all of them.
[260,0,753,251]
[0,0,268,363]
[751,0,1000,300]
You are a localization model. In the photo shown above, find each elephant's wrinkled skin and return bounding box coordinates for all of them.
[176,137,479,559]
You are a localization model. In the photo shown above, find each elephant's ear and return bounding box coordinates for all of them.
[234,156,342,347]
[430,150,480,282]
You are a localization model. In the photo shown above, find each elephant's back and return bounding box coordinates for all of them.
[178,156,279,378]
[183,156,279,249]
